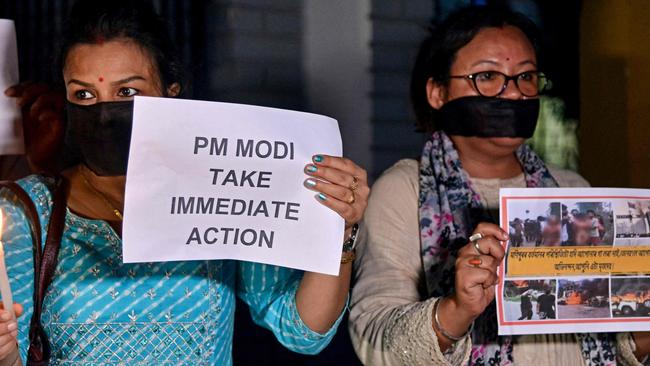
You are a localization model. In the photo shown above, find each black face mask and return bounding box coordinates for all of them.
[64,100,134,176]
[436,96,539,138]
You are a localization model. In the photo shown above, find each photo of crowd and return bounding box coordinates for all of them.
[557,278,611,319]
[503,280,558,321]
[507,201,562,247]
[611,277,650,317]
[560,202,614,246]
[506,200,614,247]
[614,200,650,246]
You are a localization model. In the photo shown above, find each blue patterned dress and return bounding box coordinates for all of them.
[0,175,342,365]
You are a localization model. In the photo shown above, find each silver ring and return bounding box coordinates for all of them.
[469,233,484,255]
[469,233,483,242]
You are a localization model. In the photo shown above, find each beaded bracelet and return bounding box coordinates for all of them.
[433,297,474,342]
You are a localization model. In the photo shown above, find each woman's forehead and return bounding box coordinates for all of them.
[452,26,536,70]
[64,38,157,79]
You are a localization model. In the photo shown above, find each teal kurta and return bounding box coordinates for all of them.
[1,175,342,365]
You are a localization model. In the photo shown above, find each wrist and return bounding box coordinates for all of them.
[340,223,359,264]
[342,223,359,253]
[439,295,476,336]
[433,297,473,344]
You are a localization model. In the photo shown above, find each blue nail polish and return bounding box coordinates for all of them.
[313,155,324,163]
[306,165,318,173]
[305,179,317,187]
[317,193,327,201]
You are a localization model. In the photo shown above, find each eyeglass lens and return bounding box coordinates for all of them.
[473,71,546,97]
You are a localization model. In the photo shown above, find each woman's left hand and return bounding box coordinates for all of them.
[304,155,369,232]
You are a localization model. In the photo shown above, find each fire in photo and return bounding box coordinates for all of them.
[507,200,561,247]
[611,277,650,317]
[614,200,650,246]
[557,278,611,319]
[561,202,614,246]
[502,279,557,321]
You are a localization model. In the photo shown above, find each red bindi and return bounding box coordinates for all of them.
[98,76,104,82]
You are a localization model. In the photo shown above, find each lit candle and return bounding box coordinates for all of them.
[0,210,15,321]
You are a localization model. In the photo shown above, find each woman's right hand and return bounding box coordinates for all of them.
[4,82,65,173]
[435,223,507,345]
[0,303,23,360]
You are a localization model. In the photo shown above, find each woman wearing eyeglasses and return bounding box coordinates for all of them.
[348,6,650,365]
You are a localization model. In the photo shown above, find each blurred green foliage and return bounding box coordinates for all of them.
[528,96,579,171]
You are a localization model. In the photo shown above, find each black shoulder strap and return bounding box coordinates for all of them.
[0,178,68,366]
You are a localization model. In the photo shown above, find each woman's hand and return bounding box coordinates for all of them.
[4,82,65,173]
[0,303,23,361]
[303,155,369,235]
[435,223,507,347]
[296,155,368,333]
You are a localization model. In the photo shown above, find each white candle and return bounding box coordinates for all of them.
[0,210,15,320]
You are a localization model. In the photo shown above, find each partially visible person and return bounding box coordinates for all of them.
[588,210,604,245]
[3,82,65,175]
[0,1,369,364]
[541,215,561,246]
[537,289,556,319]
[518,292,533,320]
[349,6,649,365]
[509,218,524,247]
[573,212,592,246]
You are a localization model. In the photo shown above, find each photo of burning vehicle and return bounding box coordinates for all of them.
[557,278,611,319]
[502,279,557,321]
[611,277,650,317]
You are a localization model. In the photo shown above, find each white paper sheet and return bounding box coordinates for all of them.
[123,96,345,275]
[497,187,650,335]
[0,19,24,154]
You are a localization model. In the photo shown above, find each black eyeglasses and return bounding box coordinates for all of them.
[448,70,551,97]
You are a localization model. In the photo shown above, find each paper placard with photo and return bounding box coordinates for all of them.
[497,187,650,335]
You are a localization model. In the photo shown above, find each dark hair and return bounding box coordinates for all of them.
[57,0,185,95]
[410,6,541,132]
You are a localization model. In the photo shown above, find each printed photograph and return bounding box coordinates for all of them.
[507,200,562,247]
[611,277,650,317]
[557,278,611,319]
[503,279,558,321]
[560,202,614,246]
[614,200,650,246]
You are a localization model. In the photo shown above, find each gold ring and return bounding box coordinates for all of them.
[349,176,359,191]
[347,192,356,205]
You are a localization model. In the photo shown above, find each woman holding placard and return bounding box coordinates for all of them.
[0,1,368,364]
[348,6,650,365]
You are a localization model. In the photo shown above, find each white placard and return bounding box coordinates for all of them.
[497,187,650,335]
[123,96,345,275]
[0,19,24,154]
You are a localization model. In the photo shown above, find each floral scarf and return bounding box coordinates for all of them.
[418,131,616,365]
